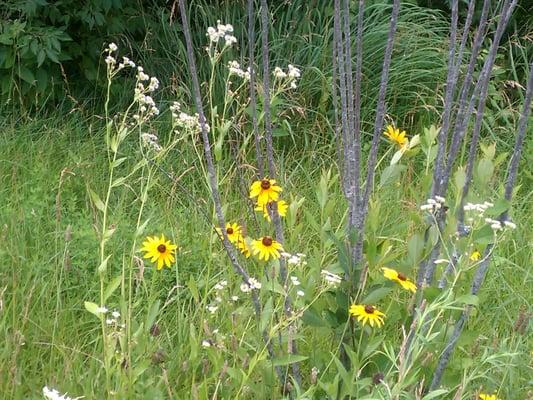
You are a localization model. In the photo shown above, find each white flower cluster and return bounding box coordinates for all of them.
[170,102,204,133]
[273,64,301,89]
[240,277,261,293]
[104,43,136,72]
[213,280,228,291]
[420,196,446,211]
[321,270,342,286]
[281,252,307,266]
[484,217,516,231]
[105,310,125,329]
[43,386,83,400]
[141,133,162,152]
[133,67,160,119]
[290,275,301,286]
[207,21,237,46]
[95,306,108,314]
[227,61,251,80]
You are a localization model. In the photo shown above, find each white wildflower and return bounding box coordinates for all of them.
[231,295,239,302]
[95,306,108,314]
[296,290,305,297]
[287,64,301,79]
[105,56,116,66]
[273,67,287,79]
[201,340,211,348]
[111,310,120,319]
[290,276,301,286]
[240,283,251,293]
[248,277,261,290]
[43,386,83,400]
[435,195,446,203]
[321,270,342,285]
[207,305,218,314]
[504,220,516,229]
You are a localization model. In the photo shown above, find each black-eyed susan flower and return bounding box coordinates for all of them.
[349,304,385,328]
[252,236,283,261]
[141,234,177,270]
[255,200,288,222]
[384,124,408,149]
[470,250,481,261]
[249,178,282,207]
[216,222,243,244]
[382,267,417,293]
[478,394,501,400]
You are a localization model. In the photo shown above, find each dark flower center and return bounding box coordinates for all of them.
[262,236,273,246]
[226,227,234,235]
[157,244,166,253]
[364,305,375,314]
[261,179,271,190]
[397,273,407,281]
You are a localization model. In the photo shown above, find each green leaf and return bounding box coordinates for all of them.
[17,66,36,85]
[84,301,102,317]
[362,287,391,304]
[484,198,510,217]
[473,225,495,245]
[98,255,111,273]
[260,297,273,332]
[104,275,122,302]
[422,389,449,399]
[146,300,160,330]
[271,354,308,366]
[302,308,325,327]
[456,294,479,306]
[407,233,424,265]
[88,188,105,212]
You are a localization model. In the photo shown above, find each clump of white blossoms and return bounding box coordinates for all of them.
[133,66,160,120]
[420,196,446,212]
[281,252,307,266]
[207,21,237,47]
[104,43,136,75]
[272,64,301,89]
[321,270,342,287]
[141,133,162,152]
[227,61,251,80]
[240,277,262,293]
[170,102,204,133]
[43,386,83,400]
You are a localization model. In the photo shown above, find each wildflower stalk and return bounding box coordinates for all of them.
[178,0,284,383]
[430,62,532,391]
[247,0,264,178]
[259,0,302,386]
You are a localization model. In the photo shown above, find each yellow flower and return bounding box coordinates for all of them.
[255,200,288,222]
[349,304,385,328]
[382,267,417,293]
[470,250,481,261]
[237,237,252,258]
[141,234,177,270]
[249,178,282,207]
[478,394,501,400]
[252,236,283,261]
[384,124,408,149]
[216,222,243,244]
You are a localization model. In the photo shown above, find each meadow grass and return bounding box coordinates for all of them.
[0,110,530,398]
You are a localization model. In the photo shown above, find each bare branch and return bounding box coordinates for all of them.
[248,0,264,178]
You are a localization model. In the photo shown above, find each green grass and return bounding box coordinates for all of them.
[0,108,531,398]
